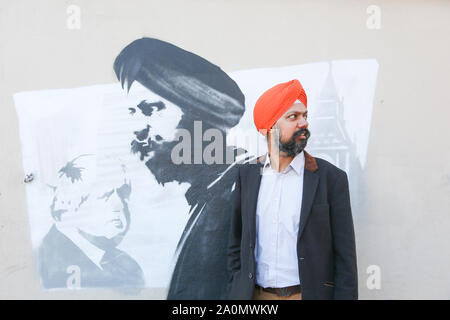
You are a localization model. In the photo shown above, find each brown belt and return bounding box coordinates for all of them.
[256,284,302,297]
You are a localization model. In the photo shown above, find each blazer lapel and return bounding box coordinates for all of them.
[298,151,319,241]
[247,155,265,247]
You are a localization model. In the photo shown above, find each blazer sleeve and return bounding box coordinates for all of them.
[329,170,358,299]
[227,166,242,284]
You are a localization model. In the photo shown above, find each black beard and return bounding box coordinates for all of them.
[278,128,310,157]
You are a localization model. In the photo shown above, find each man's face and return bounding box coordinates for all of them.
[126,85,190,185]
[270,102,310,156]
[127,86,183,164]
[56,181,131,240]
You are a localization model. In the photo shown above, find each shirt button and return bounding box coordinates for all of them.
[249,273,253,279]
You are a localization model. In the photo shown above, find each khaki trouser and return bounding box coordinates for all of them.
[253,286,302,300]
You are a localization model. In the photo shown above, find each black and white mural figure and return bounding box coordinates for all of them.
[14,37,378,297]
[38,154,145,289]
[114,38,247,299]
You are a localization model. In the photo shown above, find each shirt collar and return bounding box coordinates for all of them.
[263,151,305,175]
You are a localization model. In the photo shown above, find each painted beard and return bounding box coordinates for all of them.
[278,128,310,157]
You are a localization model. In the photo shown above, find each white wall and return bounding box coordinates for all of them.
[1,0,449,299]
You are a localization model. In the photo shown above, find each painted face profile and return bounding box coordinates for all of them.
[50,155,132,242]
[127,86,183,164]
[114,37,246,186]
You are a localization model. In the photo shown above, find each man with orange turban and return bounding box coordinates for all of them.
[227,79,358,300]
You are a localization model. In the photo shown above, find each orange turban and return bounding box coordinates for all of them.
[253,79,307,136]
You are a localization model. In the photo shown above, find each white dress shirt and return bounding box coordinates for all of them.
[255,151,305,288]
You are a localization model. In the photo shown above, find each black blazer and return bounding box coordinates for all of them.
[227,151,358,300]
